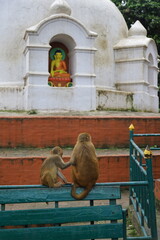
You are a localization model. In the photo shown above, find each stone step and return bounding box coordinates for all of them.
[0,110,160,116]
[0,147,160,157]
[0,147,130,157]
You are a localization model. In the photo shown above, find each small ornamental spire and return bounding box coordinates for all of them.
[50,0,72,16]
[144,145,152,159]
[129,124,134,131]
[128,20,147,37]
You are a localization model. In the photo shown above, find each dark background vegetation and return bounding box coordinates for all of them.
[111,0,160,108]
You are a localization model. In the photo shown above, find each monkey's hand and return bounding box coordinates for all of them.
[69,156,76,166]
[57,169,69,184]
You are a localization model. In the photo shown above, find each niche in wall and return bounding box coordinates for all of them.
[48,42,72,87]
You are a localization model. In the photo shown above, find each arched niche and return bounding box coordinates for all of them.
[24,14,97,87]
[148,53,154,86]
[147,52,158,96]
[23,14,98,111]
[146,40,159,97]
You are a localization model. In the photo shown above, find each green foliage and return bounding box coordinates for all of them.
[126,216,140,237]
[111,0,160,53]
[28,109,38,115]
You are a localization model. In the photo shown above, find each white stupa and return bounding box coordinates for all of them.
[0,0,158,112]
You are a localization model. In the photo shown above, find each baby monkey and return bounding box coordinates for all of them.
[40,146,71,187]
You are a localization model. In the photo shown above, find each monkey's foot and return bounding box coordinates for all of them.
[54,182,64,188]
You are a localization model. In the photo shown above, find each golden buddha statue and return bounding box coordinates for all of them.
[50,50,70,78]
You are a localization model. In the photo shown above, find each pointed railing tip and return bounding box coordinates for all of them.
[129,124,134,131]
[144,145,152,158]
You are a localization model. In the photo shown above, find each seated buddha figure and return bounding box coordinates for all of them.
[50,50,70,78]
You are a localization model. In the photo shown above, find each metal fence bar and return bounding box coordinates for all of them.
[150,147,160,150]
[129,124,158,240]
[0,204,5,211]
[134,134,160,137]
[146,158,158,240]
[130,139,144,157]
[0,181,149,189]
[127,237,152,240]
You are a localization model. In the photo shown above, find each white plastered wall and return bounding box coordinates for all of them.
[114,36,159,112]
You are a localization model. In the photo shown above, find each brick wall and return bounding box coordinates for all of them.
[0,116,159,186]
[0,116,160,148]
[155,180,160,201]
[0,155,160,185]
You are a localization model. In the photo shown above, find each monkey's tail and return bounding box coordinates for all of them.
[71,183,93,200]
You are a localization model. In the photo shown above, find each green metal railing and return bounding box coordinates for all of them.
[129,124,159,240]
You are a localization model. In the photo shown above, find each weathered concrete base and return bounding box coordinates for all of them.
[97,88,134,111]
[97,88,159,112]
[24,85,96,111]
[0,86,24,110]
[0,86,158,112]
[133,92,159,113]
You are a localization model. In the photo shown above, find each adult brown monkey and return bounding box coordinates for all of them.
[40,146,71,188]
[70,133,99,200]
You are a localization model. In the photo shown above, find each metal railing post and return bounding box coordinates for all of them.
[144,147,158,240]
[129,124,134,156]
[129,124,134,204]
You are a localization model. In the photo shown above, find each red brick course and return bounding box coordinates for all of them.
[0,116,160,196]
[0,116,160,148]
[0,155,160,185]
[155,179,160,201]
